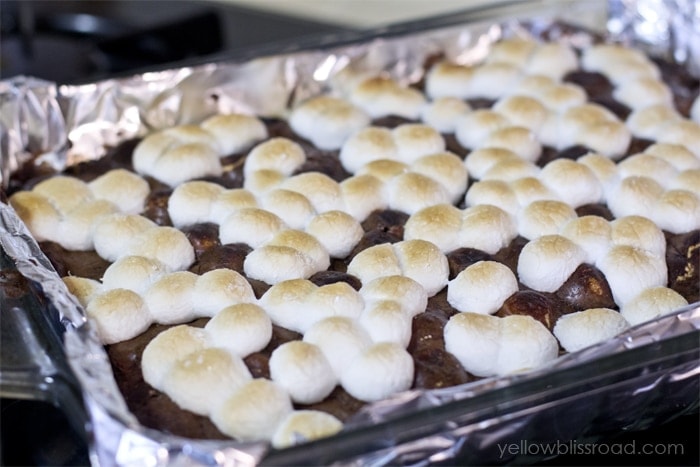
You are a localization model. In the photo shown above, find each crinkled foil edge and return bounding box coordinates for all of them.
[1,0,699,465]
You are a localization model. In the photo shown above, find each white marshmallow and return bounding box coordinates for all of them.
[468,62,522,100]
[517,235,586,293]
[464,147,521,181]
[509,177,559,206]
[392,239,450,296]
[209,188,259,224]
[455,110,511,150]
[144,271,198,324]
[301,281,365,332]
[141,325,210,390]
[259,189,316,230]
[651,189,700,233]
[425,61,475,99]
[560,216,612,265]
[464,180,519,215]
[303,317,373,376]
[219,207,286,248]
[93,213,156,262]
[101,255,167,294]
[359,275,427,318]
[517,200,578,240]
[269,341,337,404]
[271,411,343,449]
[194,268,256,317]
[447,261,518,314]
[259,279,319,332]
[626,104,683,139]
[526,42,578,80]
[657,120,700,158]
[459,204,518,254]
[618,154,678,188]
[88,169,150,214]
[33,176,93,214]
[582,44,651,75]
[672,169,700,196]
[575,121,631,159]
[597,245,668,306]
[411,152,469,203]
[421,97,471,133]
[125,226,195,271]
[359,300,412,347]
[577,152,620,196]
[339,126,398,173]
[86,288,152,344]
[643,143,700,171]
[243,169,285,194]
[539,159,603,207]
[481,158,540,182]
[8,191,61,242]
[133,125,215,176]
[621,286,689,326]
[553,308,630,352]
[607,176,665,219]
[244,245,316,285]
[244,137,306,177]
[496,314,559,375]
[62,276,103,307]
[212,379,292,442]
[692,95,700,123]
[151,142,223,187]
[339,342,414,402]
[168,181,224,228]
[481,126,542,162]
[493,95,549,133]
[56,199,119,251]
[350,77,426,120]
[613,78,673,110]
[392,124,446,164]
[201,113,268,155]
[386,172,450,215]
[305,210,364,258]
[340,174,388,221]
[280,172,344,213]
[163,347,252,416]
[289,95,370,150]
[610,215,666,258]
[403,204,463,253]
[204,303,272,356]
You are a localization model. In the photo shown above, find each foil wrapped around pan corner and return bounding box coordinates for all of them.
[1,0,699,465]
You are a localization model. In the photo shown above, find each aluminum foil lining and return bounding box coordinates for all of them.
[1,0,699,465]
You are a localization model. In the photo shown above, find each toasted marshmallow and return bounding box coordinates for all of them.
[244,245,316,284]
[459,204,518,254]
[425,61,475,99]
[88,169,150,214]
[92,213,156,262]
[610,215,666,257]
[101,255,167,294]
[455,110,511,149]
[643,143,700,171]
[300,282,365,332]
[62,276,103,307]
[132,130,180,175]
[212,379,292,441]
[56,199,119,251]
[244,137,306,177]
[613,78,673,110]
[387,172,450,215]
[271,410,343,449]
[8,191,61,242]
[488,37,537,66]
[482,126,542,162]
[359,300,413,347]
[141,325,210,390]
[618,154,678,188]
[86,288,152,344]
[281,172,344,213]
[243,169,286,194]
[345,243,405,291]
[692,95,700,123]
[411,152,469,203]
[144,271,198,324]
[205,303,272,356]
[403,203,463,253]
[493,95,549,132]
[359,275,427,318]
[421,97,471,133]
[539,159,604,207]
[538,83,587,112]
[560,216,612,264]
[553,308,630,352]
[164,347,252,416]
[340,174,388,221]
[464,147,521,180]
[267,229,330,272]
[447,261,518,314]
[259,189,316,230]
[509,176,559,206]
[259,279,318,331]
[392,124,446,163]
[339,342,413,402]
[168,181,224,228]
[468,62,522,99]
[350,77,426,120]
[582,44,651,75]
[201,113,268,155]
[577,152,620,196]
[305,210,363,258]
[626,104,683,139]
[597,245,667,306]
[358,159,409,182]
[575,121,631,159]
[445,313,558,377]
[464,180,519,215]
[481,158,540,182]
[607,176,665,219]
[303,317,373,376]
[219,207,286,248]
[672,169,700,196]
[151,142,223,187]
[126,226,195,271]
[621,286,689,326]
[269,341,337,404]
[651,189,700,233]
[657,120,700,157]
[526,42,578,80]
[518,200,578,239]
[33,176,93,214]
[289,95,370,150]
[209,188,259,224]
[517,235,586,292]
[339,126,399,173]
[194,269,256,317]
[512,74,556,98]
